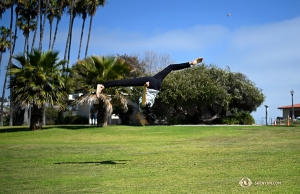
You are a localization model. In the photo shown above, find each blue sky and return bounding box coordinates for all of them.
[1,0,300,124]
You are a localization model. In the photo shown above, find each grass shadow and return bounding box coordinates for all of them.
[54,160,130,165]
[0,126,32,133]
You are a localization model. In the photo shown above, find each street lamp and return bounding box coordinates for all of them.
[265,105,269,126]
[290,90,294,120]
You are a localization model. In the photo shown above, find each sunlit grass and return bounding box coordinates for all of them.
[0,125,299,193]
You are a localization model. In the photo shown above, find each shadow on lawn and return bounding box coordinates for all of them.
[54,160,130,165]
[0,125,97,133]
[0,126,32,133]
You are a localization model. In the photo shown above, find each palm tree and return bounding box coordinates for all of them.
[85,0,105,58]
[47,0,56,50]
[51,0,66,50]
[39,0,49,51]
[17,0,37,53]
[9,49,72,129]
[1,0,17,126]
[76,0,88,60]
[0,26,12,126]
[31,0,39,52]
[72,56,133,127]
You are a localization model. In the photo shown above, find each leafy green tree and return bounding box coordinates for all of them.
[154,64,264,124]
[9,49,72,129]
[71,55,133,127]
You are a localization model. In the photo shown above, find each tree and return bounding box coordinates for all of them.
[76,0,88,60]
[71,55,134,127]
[0,26,11,126]
[85,0,105,58]
[1,0,16,126]
[51,0,66,50]
[17,0,37,53]
[47,0,56,50]
[154,64,265,124]
[9,49,72,129]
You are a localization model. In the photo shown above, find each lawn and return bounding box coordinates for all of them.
[0,125,299,193]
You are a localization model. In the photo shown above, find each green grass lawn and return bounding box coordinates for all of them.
[0,125,299,193]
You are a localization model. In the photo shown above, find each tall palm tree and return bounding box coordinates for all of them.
[17,0,37,53]
[1,0,17,126]
[72,56,134,127]
[0,26,11,77]
[47,0,56,50]
[39,0,49,51]
[0,26,12,126]
[76,0,88,60]
[31,0,39,52]
[85,0,105,58]
[51,0,66,50]
[64,0,76,71]
[9,49,72,129]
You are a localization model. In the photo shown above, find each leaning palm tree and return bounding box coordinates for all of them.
[76,0,88,60]
[85,0,105,58]
[71,55,133,127]
[0,26,12,126]
[9,49,72,130]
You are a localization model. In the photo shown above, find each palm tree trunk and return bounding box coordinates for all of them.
[77,18,86,60]
[24,105,29,125]
[64,0,74,62]
[0,53,3,126]
[85,15,93,58]
[30,104,42,130]
[39,0,48,51]
[31,0,40,52]
[51,18,59,50]
[9,5,14,126]
[48,22,52,50]
[67,14,75,69]
[12,11,18,53]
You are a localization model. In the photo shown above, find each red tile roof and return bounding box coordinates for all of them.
[278,103,300,109]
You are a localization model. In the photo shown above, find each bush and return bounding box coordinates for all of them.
[62,115,89,124]
[46,107,59,125]
[221,112,254,125]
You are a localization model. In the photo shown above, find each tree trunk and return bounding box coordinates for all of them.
[9,6,14,126]
[85,15,93,58]
[51,18,60,50]
[30,105,42,130]
[30,113,42,130]
[95,98,113,127]
[23,105,29,125]
[78,18,86,60]
[67,14,75,70]
[0,52,4,126]
[64,0,74,62]
[97,113,108,127]
[31,0,39,52]
[39,0,48,51]
[48,21,52,50]
[42,105,46,125]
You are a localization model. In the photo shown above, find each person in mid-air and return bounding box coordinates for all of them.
[96,57,203,125]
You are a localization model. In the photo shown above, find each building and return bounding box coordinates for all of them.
[278,103,300,119]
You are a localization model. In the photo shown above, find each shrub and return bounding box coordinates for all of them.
[62,115,89,124]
